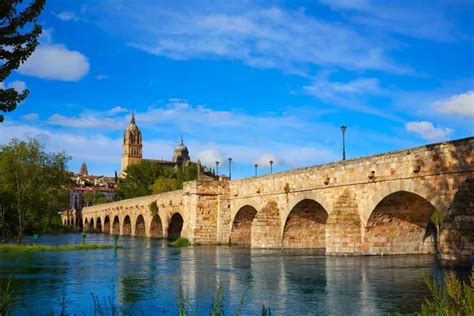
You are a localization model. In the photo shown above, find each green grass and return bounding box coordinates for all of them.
[0,243,121,253]
[168,237,191,247]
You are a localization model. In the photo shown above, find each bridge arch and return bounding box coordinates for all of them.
[282,199,328,249]
[168,213,184,241]
[150,214,163,238]
[104,215,110,234]
[363,190,437,255]
[112,215,120,234]
[123,215,132,235]
[84,218,89,231]
[135,215,146,236]
[96,217,102,233]
[89,218,95,232]
[230,205,258,245]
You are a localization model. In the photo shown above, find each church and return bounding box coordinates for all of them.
[121,113,198,175]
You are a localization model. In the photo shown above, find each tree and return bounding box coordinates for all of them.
[82,190,95,207]
[431,209,443,254]
[0,0,45,122]
[0,138,70,241]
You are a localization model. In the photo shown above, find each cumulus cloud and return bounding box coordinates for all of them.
[55,11,79,22]
[18,44,89,81]
[432,91,474,117]
[47,113,124,129]
[405,121,453,142]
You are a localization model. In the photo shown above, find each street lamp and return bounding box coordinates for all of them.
[340,125,347,161]
[254,164,258,176]
[269,160,274,174]
[215,161,219,176]
[228,157,232,180]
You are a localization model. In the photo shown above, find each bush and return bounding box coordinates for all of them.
[420,268,474,315]
[168,237,190,247]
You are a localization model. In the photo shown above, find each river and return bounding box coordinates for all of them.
[0,233,469,315]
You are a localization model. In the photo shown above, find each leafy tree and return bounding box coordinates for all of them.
[0,0,46,122]
[95,193,108,205]
[0,138,70,241]
[115,161,199,200]
[82,190,95,207]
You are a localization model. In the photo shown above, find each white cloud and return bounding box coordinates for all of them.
[96,74,109,80]
[0,80,27,93]
[106,106,128,116]
[21,113,39,121]
[47,113,124,129]
[319,0,457,41]
[97,2,408,74]
[432,91,474,117]
[255,153,279,167]
[405,121,453,142]
[196,149,224,167]
[56,11,79,22]
[18,44,89,81]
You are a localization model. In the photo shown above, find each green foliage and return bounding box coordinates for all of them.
[115,161,198,200]
[0,243,121,253]
[0,138,71,241]
[431,210,443,227]
[0,0,45,122]
[0,276,14,316]
[149,201,158,216]
[95,193,108,205]
[210,285,224,316]
[420,269,474,315]
[178,285,189,316]
[168,237,190,247]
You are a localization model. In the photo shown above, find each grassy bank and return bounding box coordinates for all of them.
[0,243,121,253]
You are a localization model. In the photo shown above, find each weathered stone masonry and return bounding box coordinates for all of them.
[77,137,474,260]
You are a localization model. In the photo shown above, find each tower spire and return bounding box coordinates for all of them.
[131,111,135,124]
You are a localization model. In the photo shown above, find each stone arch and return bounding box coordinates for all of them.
[96,217,102,233]
[84,218,89,231]
[150,215,163,238]
[123,215,132,235]
[112,215,120,234]
[363,190,437,255]
[230,205,258,245]
[89,218,95,232]
[104,215,111,234]
[251,200,281,248]
[135,215,146,236]
[168,213,184,241]
[282,199,328,249]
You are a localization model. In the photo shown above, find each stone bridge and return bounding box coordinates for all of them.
[74,137,473,260]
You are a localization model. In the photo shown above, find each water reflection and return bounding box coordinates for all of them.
[0,234,466,315]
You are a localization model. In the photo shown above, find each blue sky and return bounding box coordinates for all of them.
[1,0,473,178]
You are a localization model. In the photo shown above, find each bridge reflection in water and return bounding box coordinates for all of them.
[2,233,457,315]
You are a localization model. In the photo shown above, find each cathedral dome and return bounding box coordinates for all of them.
[172,137,190,164]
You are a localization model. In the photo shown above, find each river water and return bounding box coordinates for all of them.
[0,233,469,315]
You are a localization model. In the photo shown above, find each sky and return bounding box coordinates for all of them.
[1,0,473,179]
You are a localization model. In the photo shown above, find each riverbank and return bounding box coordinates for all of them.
[0,243,120,253]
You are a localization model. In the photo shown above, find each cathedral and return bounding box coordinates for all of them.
[121,113,195,175]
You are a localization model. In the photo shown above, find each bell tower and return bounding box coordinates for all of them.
[121,112,143,175]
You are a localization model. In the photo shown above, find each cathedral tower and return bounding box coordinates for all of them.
[121,113,142,175]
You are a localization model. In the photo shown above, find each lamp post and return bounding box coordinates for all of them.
[228,157,232,180]
[270,160,274,174]
[340,125,347,161]
[254,164,258,176]
[215,161,219,177]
